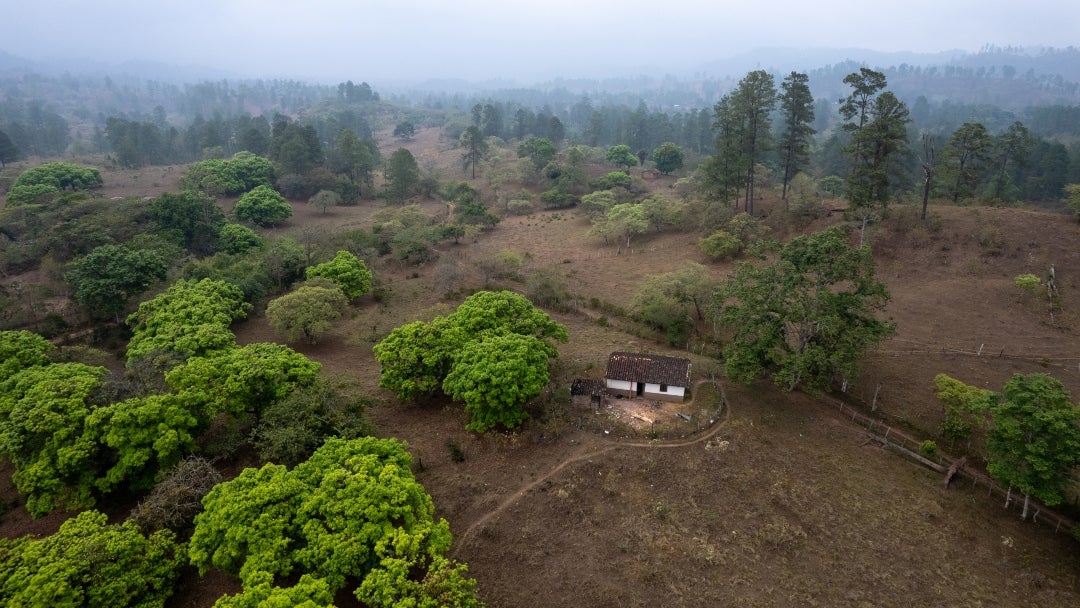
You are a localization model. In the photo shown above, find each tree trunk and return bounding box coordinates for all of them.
[1021,494,1030,520]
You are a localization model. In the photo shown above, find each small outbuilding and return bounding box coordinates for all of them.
[604,351,691,402]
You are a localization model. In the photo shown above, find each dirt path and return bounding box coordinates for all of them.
[452,380,729,554]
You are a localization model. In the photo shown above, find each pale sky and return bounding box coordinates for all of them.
[2,0,1077,83]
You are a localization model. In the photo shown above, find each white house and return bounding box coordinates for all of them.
[604,351,691,403]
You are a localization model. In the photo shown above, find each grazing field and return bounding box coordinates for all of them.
[3,127,1079,606]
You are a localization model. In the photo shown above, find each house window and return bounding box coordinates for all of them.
[659,384,668,392]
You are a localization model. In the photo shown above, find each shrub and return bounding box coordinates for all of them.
[1014,273,1041,294]
[699,230,742,261]
[919,440,938,458]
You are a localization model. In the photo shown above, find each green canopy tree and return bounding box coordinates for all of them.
[165,342,321,421]
[443,333,551,432]
[305,249,373,299]
[233,185,292,226]
[126,278,250,363]
[188,437,481,606]
[605,144,637,171]
[632,262,716,346]
[517,137,556,170]
[650,142,684,175]
[972,373,1080,519]
[12,161,102,191]
[66,244,168,322]
[85,392,203,494]
[374,317,461,401]
[0,330,53,382]
[713,227,894,391]
[374,291,567,431]
[445,289,568,350]
[589,203,648,252]
[148,190,225,254]
[218,223,263,254]
[385,148,420,204]
[0,510,183,608]
[265,282,350,344]
[394,120,417,140]
[0,362,106,516]
[1065,183,1080,222]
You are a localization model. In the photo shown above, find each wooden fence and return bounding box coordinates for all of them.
[822,394,1076,536]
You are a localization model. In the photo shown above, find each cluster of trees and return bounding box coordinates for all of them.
[934,373,1080,522]
[1,263,478,604]
[374,291,568,431]
[188,437,480,606]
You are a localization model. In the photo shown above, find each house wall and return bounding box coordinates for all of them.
[642,382,685,402]
[605,378,634,398]
[605,379,685,402]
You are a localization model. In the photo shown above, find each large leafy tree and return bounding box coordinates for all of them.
[375,291,567,430]
[517,136,556,170]
[265,282,349,344]
[443,333,551,432]
[165,342,321,421]
[972,373,1080,519]
[0,330,52,382]
[85,392,203,494]
[0,362,106,516]
[714,227,894,391]
[605,144,638,171]
[943,122,992,202]
[188,437,481,606]
[650,142,685,175]
[589,203,649,252]
[7,162,103,207]
[840,68,910,209]
[126,278,250,363]
[148,190,225,255]
[374,317,461,401]
[66,244,168,322]
[233,185,292,226]
[305,250,373,299]
[385,147,420,204]
[777,71,816,202]
[0,510,184,607]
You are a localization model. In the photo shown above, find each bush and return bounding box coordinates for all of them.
[506,198,534,215]
[1014,273,1041,293]
[699,230,742,261]
[919,440,938,459]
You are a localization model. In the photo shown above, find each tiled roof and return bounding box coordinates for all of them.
[605,351,691,387]
[571,379,605,396]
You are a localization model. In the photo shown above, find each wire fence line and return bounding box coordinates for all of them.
[819,394,1076,537]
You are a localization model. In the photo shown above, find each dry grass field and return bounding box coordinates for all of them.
[3,127,1080,606]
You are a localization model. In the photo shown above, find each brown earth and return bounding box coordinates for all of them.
[3,128,1080,606]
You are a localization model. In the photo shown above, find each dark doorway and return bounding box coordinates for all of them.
[636,382,644,397]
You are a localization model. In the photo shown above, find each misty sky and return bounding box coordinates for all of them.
[3,0,1077,83]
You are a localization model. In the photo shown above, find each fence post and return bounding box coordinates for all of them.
[1004,487,1011,508]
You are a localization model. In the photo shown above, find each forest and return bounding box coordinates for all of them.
[1,44,1080,607]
